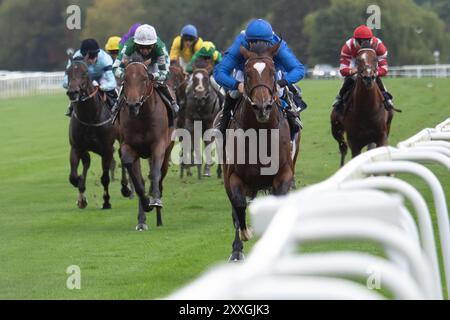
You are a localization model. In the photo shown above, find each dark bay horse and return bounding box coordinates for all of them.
[223,42,300,261]
[66,60,117,209]
[117,60,174,231]
[168,62,188,129]
[331,48,394,166]
[181,61,222,179]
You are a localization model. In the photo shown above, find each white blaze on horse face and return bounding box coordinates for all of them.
[253,62,266,77]
[195,72,205,92]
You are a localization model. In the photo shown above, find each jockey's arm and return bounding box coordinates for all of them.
[213,36,243,91]
[185,52,200,74]
[339,43,353,77]
[214,50,222,65]
[277,43,305,85]
[100,66,117,91]
[62,59,71,89]
[376,41,389,77]
[152,42,170,82]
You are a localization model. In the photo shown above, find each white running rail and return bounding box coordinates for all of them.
[168,118,450,300]
[0,71,65,98]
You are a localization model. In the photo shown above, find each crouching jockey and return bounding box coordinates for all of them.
[170,24,204,71]
[63,38,118,117]
[332,25,394,113]
[214,19,306,140]
[186,41,225,104]
[112,24,179,123]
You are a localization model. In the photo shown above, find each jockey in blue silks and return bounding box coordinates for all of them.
[63,39,117,116]
[214,19,307,136]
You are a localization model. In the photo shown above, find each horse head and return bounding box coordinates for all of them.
[168,62,186,92]
[356,48,378,89]
[123,55,152,116]
[66,59,92,102]
[192,66,211,106]
[240,40,281,123]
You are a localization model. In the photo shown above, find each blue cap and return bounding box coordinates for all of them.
[245,19,273,42]
[181,24,198,38]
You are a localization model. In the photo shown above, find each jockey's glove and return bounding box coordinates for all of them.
[92,80,99,87]
[277,79,288,88]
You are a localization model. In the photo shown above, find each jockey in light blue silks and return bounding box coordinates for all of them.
[63,39,117,116]
[214,19,307,137]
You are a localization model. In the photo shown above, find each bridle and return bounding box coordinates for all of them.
[356,48,378,83]
[122,62,154,108]
[67,61,99,103]
[243,56,277,106]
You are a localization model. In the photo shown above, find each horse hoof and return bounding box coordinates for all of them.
[228,252,245,263]
[77,198,88,209]
[102,203,112,210]
[149,198,163,209]
[239,228,253,242]
[141,197,152,212]
[121,186,132,198]
[135,223,148,231]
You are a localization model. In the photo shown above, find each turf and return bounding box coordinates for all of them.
[0,78,448,299]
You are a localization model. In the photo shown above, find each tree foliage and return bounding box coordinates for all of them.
[0,0,448,70]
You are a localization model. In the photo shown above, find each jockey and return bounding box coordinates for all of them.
[214,19,306,137]
[63,38,117,116]
[169,24,204,71]
[186,41,224,100]
[332,25,394,112]
[105,36,121,60]
[113,24,179,119]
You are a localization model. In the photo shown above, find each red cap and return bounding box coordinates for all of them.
[354,25,373,39]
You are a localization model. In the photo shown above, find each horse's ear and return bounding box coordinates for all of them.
[240,45,252,60]
[269,38,282,57]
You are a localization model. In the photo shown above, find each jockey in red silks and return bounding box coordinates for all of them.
[332,25,394,112]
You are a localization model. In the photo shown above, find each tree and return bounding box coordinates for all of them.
[304,0,450,66]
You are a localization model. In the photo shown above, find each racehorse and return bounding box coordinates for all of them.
[223,41,300,261]
[181,60,222,179]
[331,48,394,167]
[117,57,174,231]
[168,62,188,129]
[66,60,118,210]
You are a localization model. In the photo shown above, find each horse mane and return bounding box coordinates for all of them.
[193,57,209,70]
[129,52,145,63]
[248,41,271,56]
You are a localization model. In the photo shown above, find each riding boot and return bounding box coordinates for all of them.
[217,93,239,136]
[158,83,179,118]
[65,102,74,117]
[105,89,118,112]
[332,76,355,113]
[376,77,395,110]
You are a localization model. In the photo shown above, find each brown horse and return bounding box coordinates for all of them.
[168,62,188,129]
[181,61,222,179]
[223,42,300,261]
[117,59,174,231]
[66,60,117,210]
[331,48,394,167]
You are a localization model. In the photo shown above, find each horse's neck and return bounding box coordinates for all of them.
[352,78,383,113]
[237,100,279,130]
[75,97,102,121]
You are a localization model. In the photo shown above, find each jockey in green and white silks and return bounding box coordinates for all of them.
[112,24,179,118]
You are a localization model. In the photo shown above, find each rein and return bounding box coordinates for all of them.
[122,62,154,107]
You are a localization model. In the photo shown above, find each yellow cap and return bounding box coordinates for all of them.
[105,36,121,51]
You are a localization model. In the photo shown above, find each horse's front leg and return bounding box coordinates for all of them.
[149,143,166,209]
[121,143,151,213]
[272,163,294,196]
[70,148,90,209]
[100,151,113,209]
[227,172,252,262]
